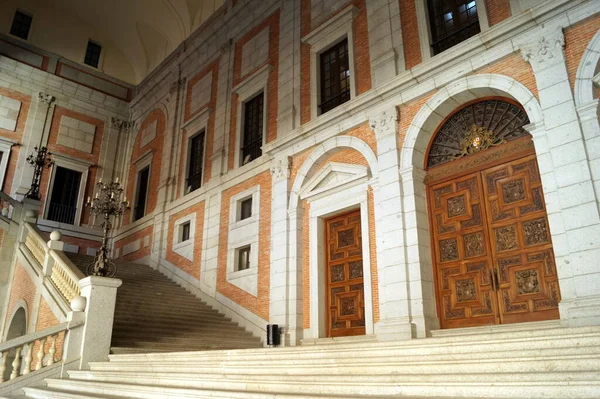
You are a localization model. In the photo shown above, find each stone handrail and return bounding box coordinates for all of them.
[0,320,84,383]
[23,223,47,268]
[0,191,21,222]
[48,250,84,303]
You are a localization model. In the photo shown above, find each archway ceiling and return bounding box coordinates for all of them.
[48,0,223,83]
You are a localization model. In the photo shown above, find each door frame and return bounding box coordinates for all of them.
[305,182,374,339]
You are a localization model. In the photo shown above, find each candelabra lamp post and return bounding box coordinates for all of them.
[85,178,129,277]
[25,146,54,200]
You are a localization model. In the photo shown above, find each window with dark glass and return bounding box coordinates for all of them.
[241,92,263,165]
[48,167,81,225]
[427,0,480,55]
[180,222,191,242]
[10,11,32,40]
[134,166,150,221]
[84,41,102,68]
[239,197,252,221]
[319,39,350,114]
[186,131,205,193]
[237,245,251,271]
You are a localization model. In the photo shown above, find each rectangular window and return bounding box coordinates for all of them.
[319,39,350,115]
[239,197,252,221]
[10,10,32,40]
[241,92,264,166]
[237,245,251,271]
[427,0,480,55]
[84,41,102,68]
[180,222,191,242]
[48,167,81,225]
[186,131,205,193]
[134,166,150,221]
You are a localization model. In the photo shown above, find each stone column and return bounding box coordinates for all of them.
[366,0,403,86]
[521,27,600,327]
[76,276,122,369]
[369,107,416,340]
[15,92,55,198]
[269,157,293,345]
[286,206,304,345]
[576,100,600,213]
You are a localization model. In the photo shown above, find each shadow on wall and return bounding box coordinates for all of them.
[3,307,26,381]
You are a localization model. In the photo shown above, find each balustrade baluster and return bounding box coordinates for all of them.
[47,335,57,365]
[22,343,32,375]
[10,346,22,380]
[35,337,46,371]
[0,351,7,383]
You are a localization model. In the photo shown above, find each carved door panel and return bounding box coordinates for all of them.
[429,173,499,328]
[482,155,560,324]
[325,210,366,337]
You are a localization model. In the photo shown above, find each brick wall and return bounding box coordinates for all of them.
[165,201,205,279]
[399,0,422,70]
[32,298,64,369]
[565,14,600,91]
[217,171,272,320]
[114,225,153,262]
[59,235,101,255]
[485,0,511,27]
[4,262,36,333]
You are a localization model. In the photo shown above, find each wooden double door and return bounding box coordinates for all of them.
[429,154,561,329]
[325,210,366,337]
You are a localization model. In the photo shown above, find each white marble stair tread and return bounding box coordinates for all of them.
[430,320,561,338]
[41,377,600,398]
[22,387,130,399]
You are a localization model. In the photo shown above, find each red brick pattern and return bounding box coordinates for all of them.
[228,11,280,171]
[124,109,166,224]
[165,201,206,279]
[59,235,101,255]
[4,262,36,334]
[32,298,64,369]
[217,171,272,320]
[565,14,600,91]
[399,0,422,70]
[485,0,511,27]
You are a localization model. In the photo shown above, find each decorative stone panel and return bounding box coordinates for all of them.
[241,26,270,77]
[57,116,96,153]
[0,95,22,131]
[140,119,157,148]
[189,71,213,115]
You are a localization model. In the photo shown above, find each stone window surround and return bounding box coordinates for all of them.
[232,64,271,169]
[304,179,374,339]
[0,137,16,190]
[81,38,104,71]
[180,107,210,197]
[42,151,93,227]
[226,185,260,296]
[302,4,358,121]
[172,212,196,260]
[415,0,490,63]
[131,149,153,224]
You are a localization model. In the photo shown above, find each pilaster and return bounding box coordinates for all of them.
[521,27,600,327]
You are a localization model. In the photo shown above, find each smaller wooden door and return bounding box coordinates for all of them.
[325,210,366,337]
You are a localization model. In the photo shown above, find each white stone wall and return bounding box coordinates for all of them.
[140,119,157,148]
[57,115,96,153]
[0,94,21,131]
[189,71,213,114]
[241,26,270,77]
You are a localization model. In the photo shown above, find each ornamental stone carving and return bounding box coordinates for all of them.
[110,117,135,133]
[369,108,397,138]
[521,30,565,69]
[37,92,55,106]
[270,157,291,182]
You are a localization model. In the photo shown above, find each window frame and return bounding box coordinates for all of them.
[83,39,103,69]
[186,129,206,194]
[302,4,358,120]
[416,0,489,61]
[133,166,150,222]
[231,63,271,169]
[318,38,351,115]
[10,10,33,41]
[180,107,210,197]
[236,245,251,272]
[240,92,264,166]
[131,151,153,223]
[180,221,191,242]
[42,152,92,227]
[0,137,16,191]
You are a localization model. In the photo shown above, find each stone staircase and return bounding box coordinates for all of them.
[11,323,600,398]
[65,253,262,354]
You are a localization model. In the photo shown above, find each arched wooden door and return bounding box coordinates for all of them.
[426,99,560,329]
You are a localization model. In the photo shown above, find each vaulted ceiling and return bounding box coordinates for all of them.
[49,0,223,83]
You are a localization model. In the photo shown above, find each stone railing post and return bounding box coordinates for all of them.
[76,276,122,369]
[42,231,63,277]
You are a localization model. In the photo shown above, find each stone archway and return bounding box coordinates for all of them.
[3,306,27,381]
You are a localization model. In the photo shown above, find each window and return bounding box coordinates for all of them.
[319,39,350,114]
[240,92,264,165]
[186,131,205,193]
[427,0,480,55]
[180,222,191,242]
[10,11,32,40]
[134,166,150,221]
[239,197,252,221]
[47,167,81,225]
[237,245,251,271]
[84,41,102,68]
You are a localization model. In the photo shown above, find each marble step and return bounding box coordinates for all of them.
[113,311,231,322]
[41,376,600,398]
[111,339,261,350]
[111,331,259,343]
[430,320,561,337]
[112,323,249,334]
[22,387,129,399]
